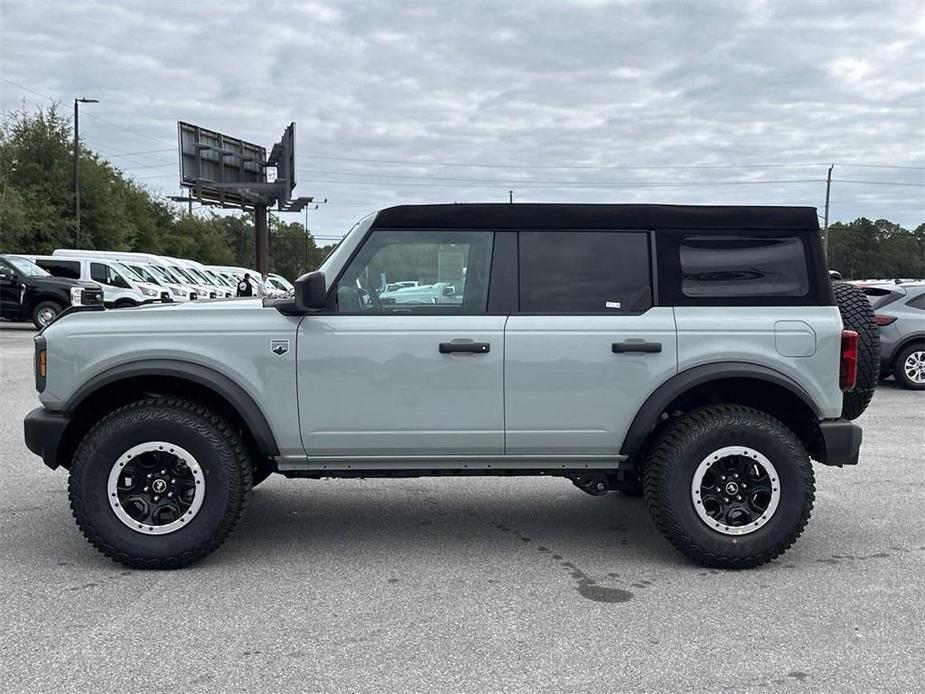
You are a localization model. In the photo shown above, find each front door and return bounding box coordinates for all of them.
[298,228,505,460]
[504,230,678,455]
[0,261,22,319]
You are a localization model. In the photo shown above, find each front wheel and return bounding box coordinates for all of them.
[69,397,252,569]
[893,343,925,390]
[643,405,815,569]
[32,300,63,329]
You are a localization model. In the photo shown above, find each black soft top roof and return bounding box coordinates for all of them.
[373,203,819,231]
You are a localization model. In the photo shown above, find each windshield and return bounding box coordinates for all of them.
[186,267,213,285]
[6,256,50,277]
[318,212,377,276]
[169,265,198,284]
[114,262,144,283]
[149,265,177,284]
[209,271,233,287]
[131,264,160,285]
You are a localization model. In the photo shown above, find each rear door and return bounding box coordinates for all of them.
[504,230,677,455]
[298,228,506,459]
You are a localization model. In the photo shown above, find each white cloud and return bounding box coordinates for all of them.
[1,0,922,235]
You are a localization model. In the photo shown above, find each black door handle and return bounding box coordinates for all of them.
[612,341,662,354]
[440,342,491,354]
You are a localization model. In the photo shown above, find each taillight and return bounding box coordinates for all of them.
[840,330,858,391]
[875,314,897,326]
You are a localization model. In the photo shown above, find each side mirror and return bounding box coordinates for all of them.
[0,266,12,280]
[294,271,327,311]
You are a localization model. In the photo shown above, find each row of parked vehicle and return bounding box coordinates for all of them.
[0,249,294,328]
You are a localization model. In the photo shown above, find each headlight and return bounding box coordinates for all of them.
[70,287,82,306]
[170,287,187,297]
[141,286,158,297]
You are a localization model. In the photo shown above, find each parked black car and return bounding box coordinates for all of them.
[0,255,103,329]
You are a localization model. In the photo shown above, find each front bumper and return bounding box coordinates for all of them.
[24,407,71,470]
[819,418,862,467]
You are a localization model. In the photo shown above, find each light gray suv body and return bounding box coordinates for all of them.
[24,204,874,570]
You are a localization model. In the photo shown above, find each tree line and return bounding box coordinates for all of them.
[0,106,334,280]
[1,105,923,281]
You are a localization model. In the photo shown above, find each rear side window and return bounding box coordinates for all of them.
[863,287,902,310]
[907,292,925,310]
[680,236,808,298]
[519,231,652,313]
[36,259,80,279]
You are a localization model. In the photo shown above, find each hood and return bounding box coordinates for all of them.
[27,274,101,291]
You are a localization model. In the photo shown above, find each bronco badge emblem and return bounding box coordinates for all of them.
[270,339,289,356]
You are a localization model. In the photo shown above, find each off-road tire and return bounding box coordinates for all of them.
[893,342,925,390]
[69,397,252,569]
[31,300,63,329]
[643,405,815,569]
[833,282,879,419]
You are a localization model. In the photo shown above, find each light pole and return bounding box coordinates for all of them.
[73,97,99,247]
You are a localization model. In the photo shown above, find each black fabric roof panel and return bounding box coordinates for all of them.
[372,203,819,231]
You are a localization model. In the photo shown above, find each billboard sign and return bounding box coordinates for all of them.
[177,121,267,206]
[268,122,296,207]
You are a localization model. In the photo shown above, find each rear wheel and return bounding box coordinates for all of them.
[893,343,925,390]
[833,282,879,419]
[643,405,814,569]
[32,300,63,329]
[69,397,251,569]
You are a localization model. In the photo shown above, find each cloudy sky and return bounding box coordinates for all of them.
[1,0,923,240]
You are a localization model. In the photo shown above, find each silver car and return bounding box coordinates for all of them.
[863,282,925,389]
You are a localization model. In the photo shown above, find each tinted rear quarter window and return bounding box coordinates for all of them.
[518,231,652,313]
[680,236,808,298]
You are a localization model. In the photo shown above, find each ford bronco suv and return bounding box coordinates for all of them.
[23,204,877,570]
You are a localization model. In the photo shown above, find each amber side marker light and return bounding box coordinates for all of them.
[34,336,47,392]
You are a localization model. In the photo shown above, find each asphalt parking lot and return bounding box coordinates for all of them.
[1,322,923,693]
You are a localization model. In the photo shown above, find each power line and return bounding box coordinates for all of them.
[837,162,925,171]
[1,76,174,148]
[0,76,55,102]
[80,111,173,145]
[297,152,830,171]
[832,179,925,188]
[298,152,925,172]
[104,147,175,158]
[294,177,826,190]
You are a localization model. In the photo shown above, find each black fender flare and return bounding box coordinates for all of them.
[65,359,280,456]
[619,362,822,457]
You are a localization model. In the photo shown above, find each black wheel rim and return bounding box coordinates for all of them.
[107,442,205,535]
[691,446,780,536]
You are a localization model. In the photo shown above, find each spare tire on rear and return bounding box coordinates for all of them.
[832,282,879,420]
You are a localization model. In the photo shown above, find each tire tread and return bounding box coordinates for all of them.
[68,396,252,569]
[643,404,815,569]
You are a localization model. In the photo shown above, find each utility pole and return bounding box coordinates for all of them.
[304,204,318,274]
[255,204,268,276]
[302,198,326,274]
[509,190,513,203]
[823,164,834,265]
[73,97,98,247]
